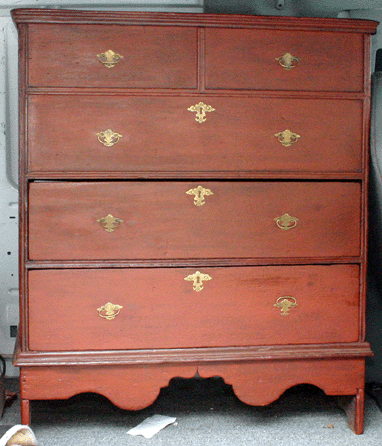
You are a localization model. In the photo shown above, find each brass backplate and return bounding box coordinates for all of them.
[97,50,123,68]
[97,214,123,232]
[96,129,122,147]
[186,185,214,206]
[184,271,212,292]
[187,102,215,123]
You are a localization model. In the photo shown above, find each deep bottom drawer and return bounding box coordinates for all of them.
[28,265,359,351]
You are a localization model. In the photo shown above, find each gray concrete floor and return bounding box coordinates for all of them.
[2,377,382,445]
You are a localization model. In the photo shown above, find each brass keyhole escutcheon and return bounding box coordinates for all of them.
[276,53,299,70]
[187,102,215,123]
[274,213,298,230]
[275,129,300,147]
[274,296,298,316]
[97,302,123,320]
[97,50,123,68]
[186,185,214,206]
[97,214,123,232]
[184,271,212,292]
[96,129,123,147]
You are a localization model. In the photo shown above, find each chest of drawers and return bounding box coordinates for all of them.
[12,9,378,433]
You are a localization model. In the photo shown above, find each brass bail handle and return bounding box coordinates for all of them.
[274,213,298,230]
[276,53,300,70]
[96,129,123,147]
[274,296,298,316]
[274,129,300,147]
[97,302,123,320]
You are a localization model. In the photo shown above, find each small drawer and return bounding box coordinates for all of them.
[27,95,363,174]
[28,181,361,261]
[28,265,360,351]
[205,28,364,92]
[27,24,197,89]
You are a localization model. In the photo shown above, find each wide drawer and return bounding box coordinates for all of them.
[28,265,360,351]
[27,24,197,89]
[28,181,361,260]
[205,29,364,92]
[27,95,363,174]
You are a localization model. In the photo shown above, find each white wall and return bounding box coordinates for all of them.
[349,9,382,71]
[0,15,20,377]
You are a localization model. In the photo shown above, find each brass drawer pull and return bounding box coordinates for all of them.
[276,52,299,70]
[97,50,123,68]
[184,271,212,292]
[274,296,298,316]
[97,214,123,232]
[274,213,298,230]
[274,129,300,147]
[97,302,123,320]
[96,129,123,147]
[186,185,214,206]
[187,102,215,123]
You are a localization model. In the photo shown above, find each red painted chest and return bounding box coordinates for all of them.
[12,8,378,433]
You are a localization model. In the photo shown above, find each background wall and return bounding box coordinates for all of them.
[0,0,381,378]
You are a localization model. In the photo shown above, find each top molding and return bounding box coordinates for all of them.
[11,8,379,34]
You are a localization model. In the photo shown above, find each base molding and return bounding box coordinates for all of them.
[13,342,373,367]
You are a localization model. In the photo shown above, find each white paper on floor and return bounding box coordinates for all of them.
[127,415,177,439]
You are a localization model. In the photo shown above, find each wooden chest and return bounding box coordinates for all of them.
[11,9,378,433]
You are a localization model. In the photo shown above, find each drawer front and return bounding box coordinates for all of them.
[28,265,360,351]
[27,95,363,174]
[28,181,361,260]
[27,24,197,89]
[205,29,364,92]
